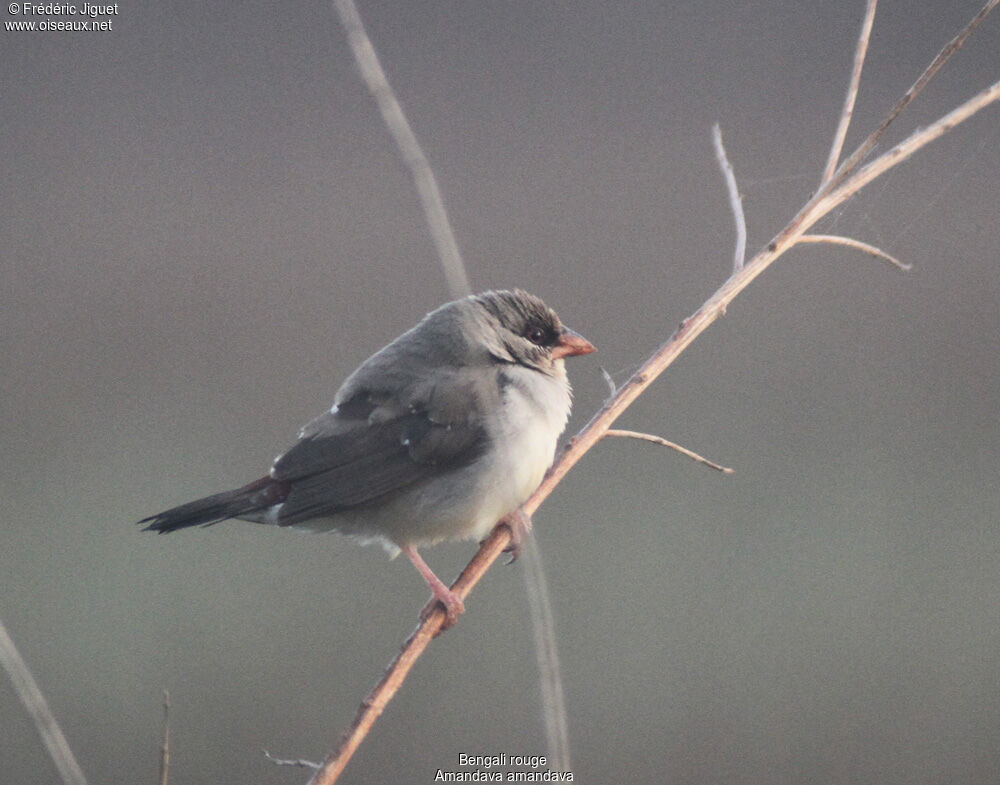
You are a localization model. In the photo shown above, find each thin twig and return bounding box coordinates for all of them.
[158,690,170,785]
[822,0,878,184]
[604,429,734,474]
[797,234,911,271]
[159,690,170,785]
[264,750,321,769]
[0,618,88,785]
[712,123,747,272]
[824,0,999,192]
[331,0,471,298]
[307,8,1000,784]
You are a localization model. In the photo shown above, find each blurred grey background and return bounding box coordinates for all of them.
[3,1,999,783]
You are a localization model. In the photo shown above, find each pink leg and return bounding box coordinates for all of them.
[501,508,533,564]
[402,544,464,627]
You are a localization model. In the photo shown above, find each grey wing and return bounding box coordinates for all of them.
[269,368,497,525]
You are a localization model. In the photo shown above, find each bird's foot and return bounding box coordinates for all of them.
[419,587,465,632]
[501,508,533,564]
[403,544,464,632]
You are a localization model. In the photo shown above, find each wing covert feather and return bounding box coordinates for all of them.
[269,367,499,524]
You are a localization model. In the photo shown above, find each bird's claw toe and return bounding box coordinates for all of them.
[500,509,532,565]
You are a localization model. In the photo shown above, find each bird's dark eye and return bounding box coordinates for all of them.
[524,325,547,345]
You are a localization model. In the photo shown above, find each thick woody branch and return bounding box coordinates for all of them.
[307,80,1000,785]
[307,5,1000,783]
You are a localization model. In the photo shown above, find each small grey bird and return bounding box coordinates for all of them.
[140,290,594,623]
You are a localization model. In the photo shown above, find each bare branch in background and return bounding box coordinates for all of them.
[330,0,570,774]
[0,618,88,785]
[332,0,471,298]
[159,690,170,785]
[521,542,572,771]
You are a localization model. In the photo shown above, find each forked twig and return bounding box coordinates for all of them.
[308,81,1000,785]
[823,79,1000,206]
[307,4,1000,782]
[823,0,999,193]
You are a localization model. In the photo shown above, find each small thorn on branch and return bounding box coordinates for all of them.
[797,234,912,271]
[600,367,618,398]
[263,750,322,770]
[603,429,734,474]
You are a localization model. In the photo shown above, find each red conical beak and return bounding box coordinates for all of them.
[551,328,596,360]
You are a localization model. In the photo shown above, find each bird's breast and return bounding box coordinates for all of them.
[482,367,572,517]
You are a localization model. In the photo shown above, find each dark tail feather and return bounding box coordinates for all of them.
[139,477,289,533]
